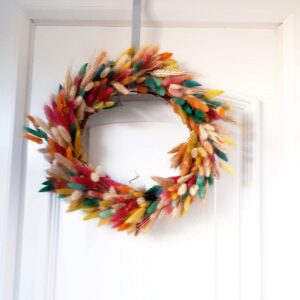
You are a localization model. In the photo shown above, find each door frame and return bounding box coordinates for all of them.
[0,3,295,300]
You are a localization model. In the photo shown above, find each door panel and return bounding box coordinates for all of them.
[56,99,218,300]
[19,25,270,300]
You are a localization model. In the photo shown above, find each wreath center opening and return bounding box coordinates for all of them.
[86,95,190,189]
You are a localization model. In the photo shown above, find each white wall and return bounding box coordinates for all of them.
[0,2,30,300]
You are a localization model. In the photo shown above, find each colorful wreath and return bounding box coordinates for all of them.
[24,45,235,235]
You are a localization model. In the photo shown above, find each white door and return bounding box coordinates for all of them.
[18,24,273,300]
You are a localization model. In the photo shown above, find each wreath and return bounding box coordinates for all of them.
[24,45,235,235]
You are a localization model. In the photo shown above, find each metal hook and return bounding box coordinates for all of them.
[129,171,140,184]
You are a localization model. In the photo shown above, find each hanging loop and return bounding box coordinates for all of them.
[131,0,142,50]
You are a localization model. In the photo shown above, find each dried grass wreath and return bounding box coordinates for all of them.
[24,45,235,235]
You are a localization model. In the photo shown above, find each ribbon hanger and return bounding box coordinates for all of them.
[131,0,142,50]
